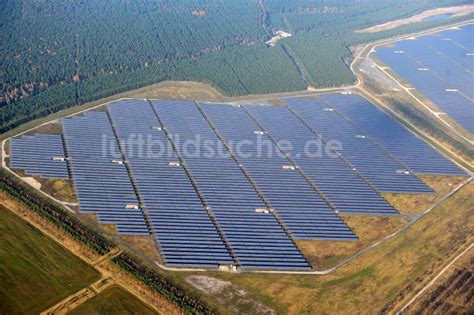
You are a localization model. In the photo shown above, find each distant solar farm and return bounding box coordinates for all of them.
[374,24,474,133]
[8,93,466,271]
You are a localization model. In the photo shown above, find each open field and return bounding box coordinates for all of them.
[186,180,474,314]
[119,235,162,262]
[0,205,100,314]
[296,177,468,270]
[297,215,407,269]
[383,175,466,213]
[404,245,473,314]
[0,187,183,314]
[24,122,64,136]
[36,178,77,204]
[68,285,158,315]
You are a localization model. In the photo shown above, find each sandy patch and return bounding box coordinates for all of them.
[186,275,275,314]
[22,176,42,190]
[356,5,474,33]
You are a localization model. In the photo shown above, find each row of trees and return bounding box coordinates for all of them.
[113,253,216,314]
[1,0,472,133]
[1,0,264,95]
[1,43,307,132]
[0,170,113,255]
[0,167,216,314]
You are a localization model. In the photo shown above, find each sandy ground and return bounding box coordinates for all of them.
[186,275,275,314]
[186,276,232,295]
[357,5,474,33]
[358,58,400,91]
[21,176,42,190]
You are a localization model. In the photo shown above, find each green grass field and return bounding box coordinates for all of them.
[0,205,100,314]
[68,286,157,315]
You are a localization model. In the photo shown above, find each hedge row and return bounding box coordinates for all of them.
[1,170,216,314]
[112,253,216,315]
[0,170,113,255]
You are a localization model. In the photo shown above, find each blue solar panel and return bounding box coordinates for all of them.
[11,93,463,271]
[9,134,69,179]
[152,99,311,270]
[413,34,473,73]
[285,97,433,194]
[322,93,466,176]
[374,24,474,133]
[246,104,399,216]
[200,102,356,239]
[62,111,149,235]
[107,99,233,268]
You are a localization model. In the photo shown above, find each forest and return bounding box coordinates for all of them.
[1,0,472,132]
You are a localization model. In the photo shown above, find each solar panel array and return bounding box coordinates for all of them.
[153,100,311,270]
[322,93,466,175]
[9,134,69,179]
[200,103,356,240]
[9,92,466,270]
[285,97,433,194]
[247,105,398,215]
[107,99,233,268]
[62,111,149,235]
[375,24,474,133]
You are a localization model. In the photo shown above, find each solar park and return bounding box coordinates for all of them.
[8,93,467,271]
[374,23,474,133]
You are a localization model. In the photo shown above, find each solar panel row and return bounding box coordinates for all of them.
[246,104,399,216]
[153,99,311,270]
[285,97,433,194]
[107,99,234,268]
[62,111,149,235]
[322,93,466,175]
[8,91,466,270]
[418,30,473,73]
[200,103,356,240]
[9,134,69,179]
[374,24,474,133]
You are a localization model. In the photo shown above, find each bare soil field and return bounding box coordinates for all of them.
[185,275,276,315]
